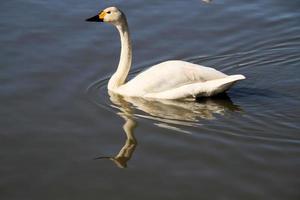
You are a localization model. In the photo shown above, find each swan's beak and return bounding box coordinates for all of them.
[86,12,104,22]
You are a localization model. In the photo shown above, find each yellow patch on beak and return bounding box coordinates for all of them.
[99,12,106,20]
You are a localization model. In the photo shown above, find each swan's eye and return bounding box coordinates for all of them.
[107,11,111,14]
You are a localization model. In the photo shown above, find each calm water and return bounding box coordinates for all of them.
[1,0,300,199]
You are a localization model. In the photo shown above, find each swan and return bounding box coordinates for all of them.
[86,7,245,100]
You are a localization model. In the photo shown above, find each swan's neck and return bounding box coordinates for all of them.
[108,19,132,91]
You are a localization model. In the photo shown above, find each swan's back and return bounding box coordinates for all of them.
[118,60,228,96]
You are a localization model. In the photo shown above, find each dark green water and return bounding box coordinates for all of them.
[1,0,300,199]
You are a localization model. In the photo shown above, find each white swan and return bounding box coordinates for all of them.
[86,7,245,100]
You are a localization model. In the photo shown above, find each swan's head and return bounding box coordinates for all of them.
[86,7,125,25]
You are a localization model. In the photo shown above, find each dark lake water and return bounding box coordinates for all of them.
[1,0,300,199]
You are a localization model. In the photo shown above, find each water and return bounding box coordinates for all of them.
[1,0,300,199]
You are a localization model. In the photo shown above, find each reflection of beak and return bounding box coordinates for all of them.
[94,156,111,159]
[86,12,104,22]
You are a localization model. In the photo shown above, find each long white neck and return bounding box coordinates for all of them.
[108,18,132,91]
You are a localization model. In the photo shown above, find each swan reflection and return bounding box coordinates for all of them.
[96,92,242,168]
[95,116,137,168]
[110,92,242,123]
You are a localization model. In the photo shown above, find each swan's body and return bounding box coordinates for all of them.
[86,7,245,100]
[117,60,244,99]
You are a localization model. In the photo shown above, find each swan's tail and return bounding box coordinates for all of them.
[144,74,246,99]
[198,74,245,97]
[225,74,246,82]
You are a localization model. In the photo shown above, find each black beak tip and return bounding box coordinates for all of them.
[85,15,103,22]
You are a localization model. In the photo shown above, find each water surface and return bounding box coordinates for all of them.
[1,0,300,199]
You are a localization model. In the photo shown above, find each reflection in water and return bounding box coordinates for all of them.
[96,92,242,168]
[95,94,137,168]
[95,117,137,168]
[116,92,242,123]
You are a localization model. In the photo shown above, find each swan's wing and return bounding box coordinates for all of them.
[119,60,228,96]
[144,75,246,99]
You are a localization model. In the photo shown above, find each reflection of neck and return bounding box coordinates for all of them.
[108,19,132,91]
[108,93,138,168]
[112,116,137,168]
